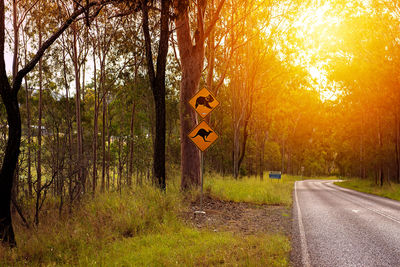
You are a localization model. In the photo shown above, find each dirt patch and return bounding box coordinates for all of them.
[182,195,292,236]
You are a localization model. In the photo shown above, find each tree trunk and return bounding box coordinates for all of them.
[237,116,250,174]
[128,101,135,186]
[378,116,384,186]
[106,103,111,191]
[206,0,215,93]
[101,91,106,192]
[72,22,84,193]
[142,0,170,190]
[92,42,98,194]
[128,53,138,186]
[175,6,203,189]
[174,0,225,188]
[98,31,107,192]
[12,0,18,80]
[118,138,122,192]
[153,83,166,189]
[24,77,32,197]
[20,3,32,198]
[0,89,19,247]
[281,137,285,173]
[62,33,74,210]
[360,111,365,179]
[0,1,18,242]
[259,132,267,180]
[233,120,240,178]
[395,111,400,183]
[35,2,43,225]
[179,53,202,187]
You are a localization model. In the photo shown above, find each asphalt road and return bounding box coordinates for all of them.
[291,180,400,267]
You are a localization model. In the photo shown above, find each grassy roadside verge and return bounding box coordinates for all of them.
[83,229,289,266]
[205,174,300,206]
[334,179,400,201]
[1,177,292,266]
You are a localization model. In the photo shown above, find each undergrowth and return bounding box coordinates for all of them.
[0,183,182,266]
[81,229,289,266]
[335,178,400,201]
[204,173,298,206]
[0,177,291,266]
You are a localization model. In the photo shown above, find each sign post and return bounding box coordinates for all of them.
[188,88,219,215]
[200,151,204,210]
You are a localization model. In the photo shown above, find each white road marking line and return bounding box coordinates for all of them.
[295,181,311,267]
[325,182,400,225]
[364,206,400,225]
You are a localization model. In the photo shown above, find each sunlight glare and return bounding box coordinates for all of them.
[291,2,342,101]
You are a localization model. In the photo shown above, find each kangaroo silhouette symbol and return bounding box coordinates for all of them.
[191,128,213,142]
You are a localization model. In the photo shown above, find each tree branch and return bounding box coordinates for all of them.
[203,0,225,39]
[12,0,108,97]
[142,0,156,85]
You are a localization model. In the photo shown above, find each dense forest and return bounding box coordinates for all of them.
[0,0,399,247]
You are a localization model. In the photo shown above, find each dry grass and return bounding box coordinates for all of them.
[0,178,291,266]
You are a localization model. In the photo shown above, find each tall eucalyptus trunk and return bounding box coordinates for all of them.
[142,0,171,190]
[72,21,84,193]
[35,1,43,225]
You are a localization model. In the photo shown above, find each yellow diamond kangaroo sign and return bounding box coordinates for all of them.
[189,121,219,152]
[188,88,219,212]
[189,88,220,118]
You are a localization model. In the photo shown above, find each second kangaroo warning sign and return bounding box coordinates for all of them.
[189,121,219,151]
[189,88,220,118]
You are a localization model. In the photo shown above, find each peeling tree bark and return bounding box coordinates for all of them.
[174,0,225,189]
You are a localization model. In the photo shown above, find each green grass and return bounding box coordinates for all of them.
[204,173,340,206]
[204,174,301,206]
[0,183,183,266]
[81,228,289,266]
[0,177,291,266]
[335,178,400,201]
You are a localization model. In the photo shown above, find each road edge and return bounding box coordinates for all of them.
[290,181,311,267]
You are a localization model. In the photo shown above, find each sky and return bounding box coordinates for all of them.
[4,51,12,74]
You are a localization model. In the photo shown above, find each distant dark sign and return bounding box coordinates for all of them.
[269,171,281,179]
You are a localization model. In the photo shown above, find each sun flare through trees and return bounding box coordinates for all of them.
[0,0,399,252]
